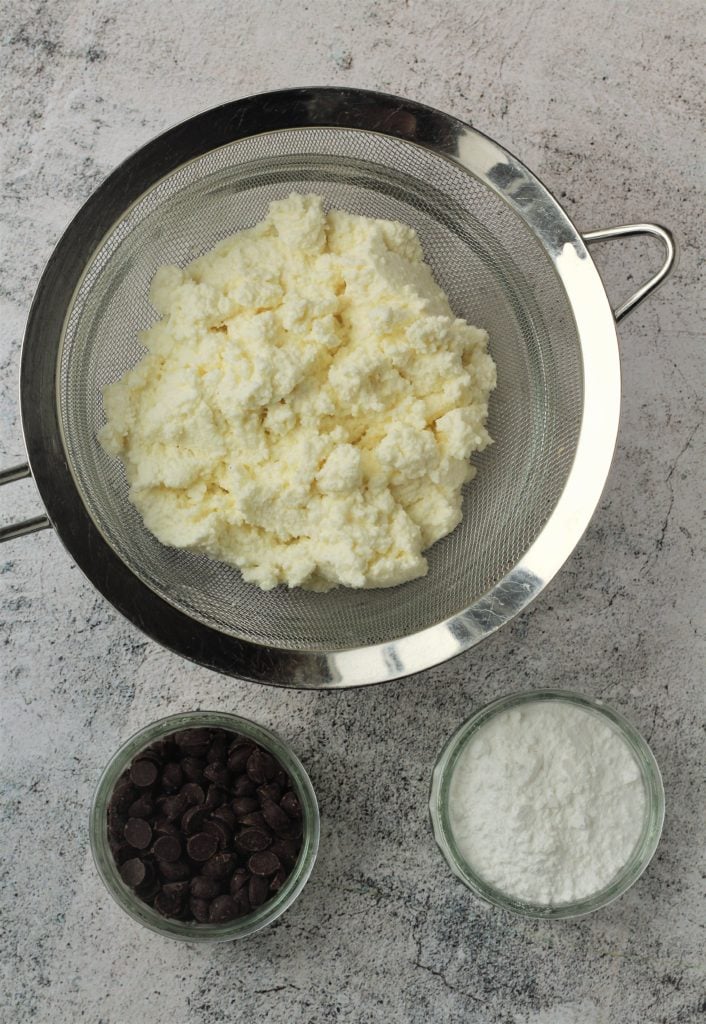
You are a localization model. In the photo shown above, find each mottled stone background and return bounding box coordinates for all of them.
[1,1,704,1022]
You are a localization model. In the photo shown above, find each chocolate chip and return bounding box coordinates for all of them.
[110,779,137,814]
[108,809,126,839]
[201,853,236,879]
[248,851,281,876]
[270,869,287,893]
[211,805,236,829]
[236,811,267,829]
[232,796,259,817]
[180,783,205,806]
[248,874,270,908]
[111,843,141,865]
[141,742,167,764]
[257,783,282,803]
[154,889,183,918]
[204,765,231,790]
[136,873,161,902]
[130,759,159,788]
[157,859,191,882]
[207,737,228,765]
[227,745,254,773]
[181,806,206,835]
[154,818,180,836]
[231,888,251,917]
[190,897,211,922]
[181,757,206,784]
[203,818,232,851]
[127,794,154,820]
[186,832,218,862]
[280,791,302,819]
[260,799,293,835]
[174,728,211,749]
[153,835,182,862]
[161,762,183,792]
[190,875,222,899]
[119,858,146,888]
[204,784,228,810]
[236,828,272,853]
[209,895,237,922]
[246,748,277,784]
[163,880,190,900]
[232,775,257,797]
[161,793,187,821]
[124,817,152,849]
[269,837,301,868]
[230,868,250,893]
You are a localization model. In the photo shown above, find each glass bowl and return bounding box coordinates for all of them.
[90,710,320,941]
[429,688,665,919]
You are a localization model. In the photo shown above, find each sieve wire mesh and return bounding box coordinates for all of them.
[59,127,583,652]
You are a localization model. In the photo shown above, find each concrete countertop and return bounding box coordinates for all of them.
[1,1,704,1021]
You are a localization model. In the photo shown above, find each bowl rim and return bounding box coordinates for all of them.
[89,710,320,942]
[20,86,620,687]
[428,688,666,919]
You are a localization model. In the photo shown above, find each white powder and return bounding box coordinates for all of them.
[448,700,647,905]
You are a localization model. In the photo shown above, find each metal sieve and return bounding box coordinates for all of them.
[1,89,675,687]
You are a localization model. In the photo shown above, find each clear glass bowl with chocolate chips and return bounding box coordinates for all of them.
[90,711,319,941]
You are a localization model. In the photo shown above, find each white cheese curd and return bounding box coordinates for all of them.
[99,193,496,591]
[448,701,648,905]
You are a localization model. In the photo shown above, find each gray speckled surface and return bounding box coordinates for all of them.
[1,1,704,1021]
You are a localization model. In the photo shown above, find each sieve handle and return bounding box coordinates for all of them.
[582,223,676,322]
[0,463,52,542]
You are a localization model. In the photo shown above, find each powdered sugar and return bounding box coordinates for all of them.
[448,700,647,905]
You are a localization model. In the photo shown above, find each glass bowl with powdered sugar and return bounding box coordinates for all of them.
[429,689,665,919]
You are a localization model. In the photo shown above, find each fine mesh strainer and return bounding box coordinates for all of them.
[1,89,675,687]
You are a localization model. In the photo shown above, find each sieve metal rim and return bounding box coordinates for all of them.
[16,88,630,686]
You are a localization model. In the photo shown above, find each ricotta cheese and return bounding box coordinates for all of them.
[99,193,496,591]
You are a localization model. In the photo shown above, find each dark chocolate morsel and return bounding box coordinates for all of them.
[157,859,191,882]
[211,805,236,829]
[230,868,250,893]
[190,897,211,923]
[152,834,182,862]
[181,805,206,835]
[235,828,272,853]
[130,759,159,788]
[232,797,259,818]
[260,799,293,835]
[232,775,257,797]
[190,875,222,899]
[280,791,302,819]
[119,857,146,888]
[201,853,236,879]
[180,783,205,807]
[124,817,152,850]
[248,851,281,877]
[257,783,282,804]
[248,873,270,908]
[186,832,218,862]
[246,748,277,784]
[208,895,238,923]
[127,794,154,820]
[204,763,231,788]
[203,818,233,851]
[270,869,287,892]
[181,758,206,784]
[227,745,254,773]
[161,762,183,791]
